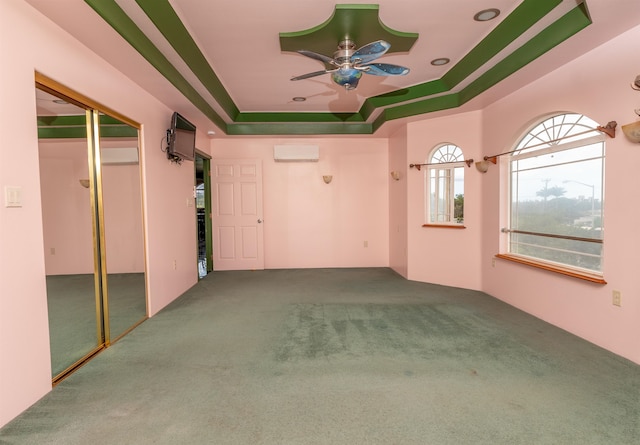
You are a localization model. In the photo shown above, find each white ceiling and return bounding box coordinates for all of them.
[25,0,640,137]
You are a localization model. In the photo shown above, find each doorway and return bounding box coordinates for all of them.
[195,154,212,278]
[36,74,147,382]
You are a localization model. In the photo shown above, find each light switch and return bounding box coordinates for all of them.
[4,186,22,208]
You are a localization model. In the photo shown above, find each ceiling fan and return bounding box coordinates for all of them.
[290,39,410,91]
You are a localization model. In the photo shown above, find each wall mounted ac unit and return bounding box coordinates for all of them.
[273,145,319,162]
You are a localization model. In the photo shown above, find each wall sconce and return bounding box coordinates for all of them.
[390,171,401,181]
[323,175,333,184]
[475,156,497,173]
[79,179,90,188]
[622,121,640,143]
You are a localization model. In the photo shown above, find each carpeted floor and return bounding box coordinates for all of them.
[2,268,639,444]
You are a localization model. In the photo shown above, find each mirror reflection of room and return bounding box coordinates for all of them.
[36,86,147,381]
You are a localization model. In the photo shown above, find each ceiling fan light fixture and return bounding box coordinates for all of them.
[474,8,500,22]
[431,58,450,66]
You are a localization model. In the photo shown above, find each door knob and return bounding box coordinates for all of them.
[257,219,263,223]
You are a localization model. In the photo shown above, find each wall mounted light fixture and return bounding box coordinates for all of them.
[390,171,401,181]
[475,156,497,173]
[323,175,333,184]
[622,121,640,143]
[79,179,90,188]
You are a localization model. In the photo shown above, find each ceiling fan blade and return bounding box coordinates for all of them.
[351,40,391,64]
[362,63,410,76]
[297,50,339,67]
[291,70,332,81]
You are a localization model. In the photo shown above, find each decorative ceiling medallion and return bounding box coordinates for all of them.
[279,4,418,56]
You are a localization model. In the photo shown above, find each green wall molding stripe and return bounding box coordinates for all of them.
[84,0,228,131]
[38,114,139,138]
[84,0,590,136]
[37,115,130,126]
[134,0,239,120]
[235,112,364,123]
[38,126,138,139]
[279,4,418,55]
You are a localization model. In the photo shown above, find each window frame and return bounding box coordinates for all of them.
[502,113,606,283]
[424,143,466,228]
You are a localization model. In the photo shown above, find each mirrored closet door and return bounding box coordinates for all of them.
[35,75,147,383]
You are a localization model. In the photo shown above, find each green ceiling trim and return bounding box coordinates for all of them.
[226,122,372,136]
[361,79,449,120]
[134,0,239,120]
[37,115,126,126]
[361,0,561,119]
[458,3,591,105]
[374,3,592,125]
[279,4,418,55]
[384,94,461,122]
[441,0,562,88]
[235,112,364,123]
[37,126,137,139]
[84,0,228,131]
[38,114,138,138]
[85,0,592,136]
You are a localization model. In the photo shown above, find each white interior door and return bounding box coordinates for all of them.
[212,159,264,270]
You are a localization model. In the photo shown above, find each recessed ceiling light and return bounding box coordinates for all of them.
[431,58,450,66]
[474,8,500,22]
[52,99,68,104]
[292,96,306,102]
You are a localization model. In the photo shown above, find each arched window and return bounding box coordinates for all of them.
[426,144,465,225]
[506,113,605,276]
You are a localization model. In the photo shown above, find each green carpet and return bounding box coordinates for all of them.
[2,268,639,444]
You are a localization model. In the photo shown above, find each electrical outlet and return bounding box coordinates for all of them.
[612,290,621,307]
[491,258,496,268]
[364,241,368,248]
[173,260,177,270]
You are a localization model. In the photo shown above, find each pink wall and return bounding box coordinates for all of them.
[211,138,389,269]
[3,0,640,431]
[0,0,203,426]
[39,140,94,274]
[388,126,408,278]
[481,24,640,364]
[39,140,145,275]
[404,111,484,291]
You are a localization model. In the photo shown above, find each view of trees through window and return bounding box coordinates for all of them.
[509,114,604,273]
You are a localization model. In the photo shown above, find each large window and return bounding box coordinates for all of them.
[506,113,605,275]
[426,144,465,225]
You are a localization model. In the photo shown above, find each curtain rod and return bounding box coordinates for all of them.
[482,122,616,162]
[409,159,474,171]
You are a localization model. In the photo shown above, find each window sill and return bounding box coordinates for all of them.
[494,254,607,284]
[422,224,466,229]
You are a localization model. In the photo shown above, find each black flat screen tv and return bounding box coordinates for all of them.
[167,112,196,162]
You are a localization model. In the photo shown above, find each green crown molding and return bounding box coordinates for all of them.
[37,114,138,139]
[134,0,239,120]
[84,0,591,136]
[279,4,418,55]
[84,0,228,131]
